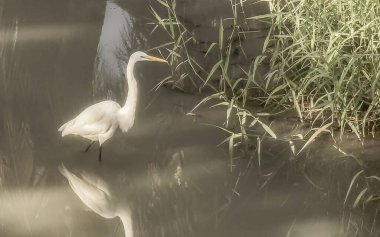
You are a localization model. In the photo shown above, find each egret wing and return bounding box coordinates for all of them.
[59,165,115,218]
[59,101,120,137]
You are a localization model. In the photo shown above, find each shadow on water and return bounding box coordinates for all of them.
[1,0,380,237]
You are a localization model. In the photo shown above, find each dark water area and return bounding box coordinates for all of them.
[1,0,380,237]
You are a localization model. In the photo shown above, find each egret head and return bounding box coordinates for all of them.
[130,51,167,63]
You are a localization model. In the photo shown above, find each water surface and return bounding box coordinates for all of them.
[1,1,379,237]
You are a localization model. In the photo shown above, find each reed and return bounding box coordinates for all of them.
[150,0,380,164]
[251,0,380,139]
[150,0,277,168]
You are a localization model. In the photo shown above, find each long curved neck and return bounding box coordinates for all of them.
[122,59,138,112]
[119,209,133,237]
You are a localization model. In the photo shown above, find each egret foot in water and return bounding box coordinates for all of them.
[84,141,95,152]
[98,146,102,162]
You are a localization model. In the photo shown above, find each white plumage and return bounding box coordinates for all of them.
[58,51,167,161]
[59,164,133,237]
[59,101,121,145]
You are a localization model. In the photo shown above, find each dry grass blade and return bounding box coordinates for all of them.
[297,122,332,156]
[344,170,364,205]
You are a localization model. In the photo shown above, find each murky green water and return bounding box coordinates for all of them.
[1,1,380,237]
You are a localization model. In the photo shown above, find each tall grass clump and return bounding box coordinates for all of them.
[255,0,380,138]
[150,0,278,167]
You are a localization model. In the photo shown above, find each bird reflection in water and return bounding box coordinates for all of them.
[59,164,133,237]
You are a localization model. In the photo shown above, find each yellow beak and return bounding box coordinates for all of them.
[143,55,168,63]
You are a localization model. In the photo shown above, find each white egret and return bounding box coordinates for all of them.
[58,51,167,161]
[59,164,133,237]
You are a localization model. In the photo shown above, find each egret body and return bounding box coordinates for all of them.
[58,52,167,161]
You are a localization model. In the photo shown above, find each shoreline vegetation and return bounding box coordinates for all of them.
[149,0,380,156]
[149,0,380,216]
[150,0,277,163]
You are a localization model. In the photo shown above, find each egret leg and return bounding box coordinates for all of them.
[98,146,102,162]
[84,141,95,152]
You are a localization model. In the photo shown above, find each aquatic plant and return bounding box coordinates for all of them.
[150,0,277,170]
[251,0,380,140]
[151,0,380,143]
[149,1,380,233]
